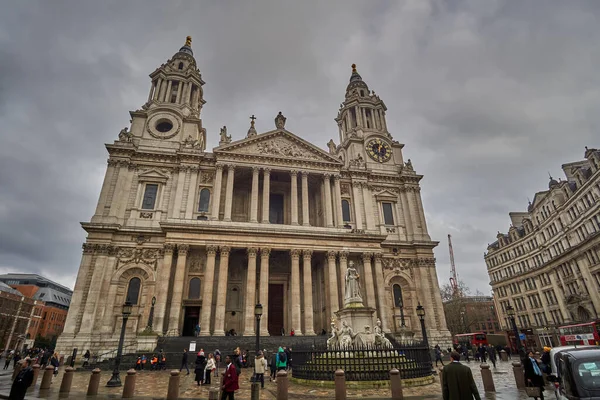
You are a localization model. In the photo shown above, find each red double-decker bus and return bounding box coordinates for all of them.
[558,320,600,346]
[453,332,488,348]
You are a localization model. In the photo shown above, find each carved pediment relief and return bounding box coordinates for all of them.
[138,168,170,182]
[215,130,342,164]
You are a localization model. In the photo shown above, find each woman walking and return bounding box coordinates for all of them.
[194,351,206,386]
[204,353,215,385]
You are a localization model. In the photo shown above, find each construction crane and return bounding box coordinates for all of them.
[448,234,461,298]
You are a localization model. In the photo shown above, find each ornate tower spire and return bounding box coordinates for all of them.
[335,64,389,143]
[247,115,257,137]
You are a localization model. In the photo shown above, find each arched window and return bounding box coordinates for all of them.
[198,188,210,212]
[178,62,184,70]
[188,278,201,299]
[341,200,351,222]
[126,277,141,305]
[393,284,403,308]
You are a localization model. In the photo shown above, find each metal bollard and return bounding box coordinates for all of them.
[512,361,525,389]
[59,366,75,394]
[500,350,508,362]
[335,369,346,400]
[480,363,496,392]
[30,364,41,389]
[390,368,404,399]
[208,388,219,400]
[167,370,180,400]
[438,366,444,390]
[276,370,288,400]
[87,368,102,396]
[122,369,137,398]
[40,365,55,390]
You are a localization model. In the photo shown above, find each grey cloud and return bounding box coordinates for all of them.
[1,0,599,294]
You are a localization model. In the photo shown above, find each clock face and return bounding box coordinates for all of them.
[366,138,392,163]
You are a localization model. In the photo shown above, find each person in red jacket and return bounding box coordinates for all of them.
[221,355,239,400]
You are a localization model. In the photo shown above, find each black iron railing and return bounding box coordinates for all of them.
[291,342,432,381]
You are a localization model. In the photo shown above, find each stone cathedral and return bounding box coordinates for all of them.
[57,37,450,354]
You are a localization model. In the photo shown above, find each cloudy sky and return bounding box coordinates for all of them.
[1,1,599,294]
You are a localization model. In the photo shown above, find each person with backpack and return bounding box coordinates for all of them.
[269,351,277,382]
[275,346,287,379]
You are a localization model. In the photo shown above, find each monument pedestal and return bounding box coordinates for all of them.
[335,306,376,337]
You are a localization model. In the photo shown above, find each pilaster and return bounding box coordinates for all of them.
[210,164,224,220]
[302,250,315,335]
[199,245,218,335]
[250,167,259,223]
[261,168,271,223]
[168,244,189,334]
[323,174,334,227]
[301,171,310,226]
[362,253,376,308]
[243,248,258,335]
[259,248,271,335]
[333,175,343,227]
[213,246,231,335]
[291,249,302,335]
[290,171,299,225]
[223,165,235,222]
[338,251,349,309]
[327,251,339,317]
[373,253,390,332]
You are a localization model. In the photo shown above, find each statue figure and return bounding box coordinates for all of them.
[344,261,363,304]
[374,318,393,348]
[327,139,336,154]
[185,36,192,47]
[219,126,231,145]
[339,321,355,349]
[327,319,340,348]
[274,111,286,129]
[404,159,413,171]
[118,127,132,142]
[183,134,200,148]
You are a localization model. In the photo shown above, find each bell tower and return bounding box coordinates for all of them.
[335,64,389,144]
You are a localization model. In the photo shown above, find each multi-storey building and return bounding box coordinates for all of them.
[0,282,44,352]
[55,37,451,355]
[443,295,501,336]
[0,273,73,342]
[485,147,600,348]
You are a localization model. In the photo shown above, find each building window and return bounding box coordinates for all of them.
[198,188,211,212]
[392,284,403,307]
[126,277,141,305]
[178,62,184,70]
[141,184,159,210]
[188,278,200,299]
[341,200,351,222]
[382,202,394,225]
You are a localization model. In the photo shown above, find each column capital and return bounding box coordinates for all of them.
[215,163,225,171]
[290,249,302,259]
[260,248,271,258]
[163,243,176,254]
[301,170,309,177]
[327,250,337,260]
[339,251,349,261]
[220,246,231,256]
[252,166,260,173]
[302,249,313,259]
[290,169,298,177]
[177,244,190,255]
[333,174,341,181]
[247,247,258,257]
[206,245,218,256]
[323,173,332,179]
[262,167,271,174]
[362,252,374,262]
[373,252,383,261]
[226,164,236,171]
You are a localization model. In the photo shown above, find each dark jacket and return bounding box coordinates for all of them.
[10,365,34,400]
[194,355,206,381]
[442,362,482,400]
[222,363,239,392]
[182,351,188,365]
[233,354,243,375]
[523,356,545,388]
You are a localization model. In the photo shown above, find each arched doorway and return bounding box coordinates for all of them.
[576,306,591,322]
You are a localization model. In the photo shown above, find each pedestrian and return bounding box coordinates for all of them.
[221,355,239,400]
[214,349,221,377]
[504,346,512,360]
[523,350,545,400]
[478,345,487,363]
[151,354,158,370]
[435,345,444,367]
[50,352,60,376]
[233,347,243,375]
[180,349,190,375]
[141,354,147,370]
[3,352,12,370]
[254,351,268,389]
[540,347,551,374]
[269,351,277,382]
[442,351,481,400]
[486,345,497,368]
[135,356,142,370]
[204,353,215,385]
[159,350,166,370]
[195,323,201,337]
[13,351,21,368]
[275,346,287,378]
[195,351,206,386]
[82,350,91,368]
[9,357,34,400]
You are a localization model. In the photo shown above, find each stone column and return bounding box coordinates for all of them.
[200,245,218,336]
[80,245,112,333]
[406,187,422,237]
[362,253,376,309]
[213,246,231,335]
[323,174,334,227]
[549,273,569,321]
[147,81,155,103]
[259,248,271,335]
[168,244,189,334]
[152,244,175,334]
[244,248,258,336]
[261,168,271,223]
[158,79,167,102]
[153,78,162,101]
[250,167,259,223]
[165,81,172,102]
[223,165,235,222]
[301,171,310,226]
[302,250,315,335]
[290,171,299,225]
[210,164,223,220]
[327,251,340,316]
[414,188,429,237]
[175,81,183,104]
[185,167,199,219]
[291,249,302,335]
[374,253,390,332]
[333,175,343,227]
[351,183,363,230]
[362,183,375,230]
[400,189,414,239]
[338,251,349,309]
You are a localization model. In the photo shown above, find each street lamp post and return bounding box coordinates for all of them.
[146,296,156,331]
[506,305,526,359]
[416,303,432,372]
[107,302,132,387]
[251,304,263,400]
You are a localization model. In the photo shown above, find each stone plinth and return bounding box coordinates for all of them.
[335,306,376,340]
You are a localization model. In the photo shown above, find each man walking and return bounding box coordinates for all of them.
[435,345,444,367]
[442,351,481,400]
[180,349,190,375]
[9,357,34,400]
[221,355,239,400]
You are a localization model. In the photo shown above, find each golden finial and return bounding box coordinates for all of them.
[351,63,357,73]
[185,36,192,47]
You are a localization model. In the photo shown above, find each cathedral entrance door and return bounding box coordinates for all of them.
[182,306,200,337]
[268,284,284,335]
[269,194,284,224]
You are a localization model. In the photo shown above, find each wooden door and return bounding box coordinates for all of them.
[268,284,284,335]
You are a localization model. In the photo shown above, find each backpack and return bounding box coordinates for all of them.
[278,351,287,363]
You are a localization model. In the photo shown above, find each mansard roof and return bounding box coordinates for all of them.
[214,128,343,166]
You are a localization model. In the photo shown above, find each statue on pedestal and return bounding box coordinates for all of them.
[374,319,393,348]
[344,261,363,306]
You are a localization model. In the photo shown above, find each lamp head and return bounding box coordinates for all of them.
[122,301,133,317]
[506,304,515,317]
[254,303,263,318]
[416,303,425,319]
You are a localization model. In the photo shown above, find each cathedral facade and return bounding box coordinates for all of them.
[57,38,450,354]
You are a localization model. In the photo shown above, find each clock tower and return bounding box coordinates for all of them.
[333,65,404,171]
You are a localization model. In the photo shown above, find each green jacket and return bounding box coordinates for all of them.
[276,347,287,368]
[442,362,481,400]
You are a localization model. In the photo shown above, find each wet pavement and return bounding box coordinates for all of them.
[0,359,553,399]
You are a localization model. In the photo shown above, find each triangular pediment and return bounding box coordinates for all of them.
[138,168,170,181]
[530,191,548,209]
[214,129,342,164]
